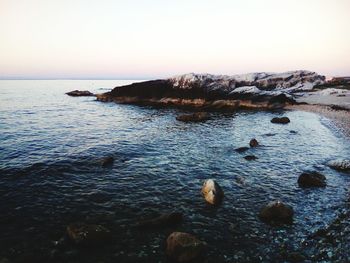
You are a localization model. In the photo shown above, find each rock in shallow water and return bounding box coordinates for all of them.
[271,117,290,124]
[249,138,259,147]
[66,223,112,246]
[328,159,350,172]
[66,90,94,96]
[101,156,114,167]
[166,232,207,263]
[259,201,294,224]
[176,112,209,122]
[298,171,326,188]
[201,179,224,205]
[244,155,258,161]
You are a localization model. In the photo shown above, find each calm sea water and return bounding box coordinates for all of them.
[0,80,349,262]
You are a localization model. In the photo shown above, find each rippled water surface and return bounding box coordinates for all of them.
[0,80,349,262]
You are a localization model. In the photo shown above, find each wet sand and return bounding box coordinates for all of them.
[287,93,350,138]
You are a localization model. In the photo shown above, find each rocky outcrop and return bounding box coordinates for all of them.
[166,232,206,262]
[66,90,94,96]
[259,201,294,224]
[66,223,112,246]
[271,117,290,124]
[298,171,326,187]
[201,179,224,205]
[96,71,325,110]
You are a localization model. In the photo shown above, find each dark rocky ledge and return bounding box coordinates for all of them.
[66,90,94,96]
[96,71,326,110]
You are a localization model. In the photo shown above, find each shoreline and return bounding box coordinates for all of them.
[286,104,350,139]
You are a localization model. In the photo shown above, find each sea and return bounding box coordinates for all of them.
[0,80,349,262]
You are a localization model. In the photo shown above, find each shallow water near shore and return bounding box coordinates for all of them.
[1,80,350,262]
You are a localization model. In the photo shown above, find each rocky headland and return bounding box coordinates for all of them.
[92,71,350,136]
[95,70,326,110]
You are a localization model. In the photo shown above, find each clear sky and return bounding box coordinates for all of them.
[0,0,349,79]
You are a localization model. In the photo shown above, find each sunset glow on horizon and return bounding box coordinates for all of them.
[1,0,349,79]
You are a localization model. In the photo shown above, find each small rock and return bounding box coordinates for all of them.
[136,212,183,228]
[201,179,224,205]
[264,133,276,137]
[328,159,350,172]
[289,130,298,134]
[66,90,94,96]
[298,171,326,188]
[259,200,294,224]
[166,232,206,262]
[249,139,259,147]
[235,147,249,153]
[101,156,114,167]
[66,223,112,246]
[244,155,258,161]
[176,112,209,123]
[271,117,290,124]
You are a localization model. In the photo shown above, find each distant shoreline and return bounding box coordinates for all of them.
[288,104,350,138]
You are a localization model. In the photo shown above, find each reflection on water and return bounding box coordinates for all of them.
[0,80,349,262]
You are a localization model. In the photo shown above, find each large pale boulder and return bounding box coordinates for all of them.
[201,179,224,205]
[166,232,206,262]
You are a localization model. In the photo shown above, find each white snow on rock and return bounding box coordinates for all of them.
[317,88,350,96]
[230,86,261,94]
[168,70,325,95]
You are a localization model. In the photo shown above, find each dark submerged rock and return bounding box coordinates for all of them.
[136,212,183,228]
[244,155,258,161]
[176,112,209,123]
[201,179,224,205]
[271,117,290,124]
[166,232,206,263]
[101,156,114,167]
[249,138,259,147]
[66,90,94,96]
[66,223,112,246]
[298,171,326,188]
[235,146,249,153]
[259,201,294,224]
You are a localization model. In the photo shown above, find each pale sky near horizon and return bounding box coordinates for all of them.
[0,0,349,79]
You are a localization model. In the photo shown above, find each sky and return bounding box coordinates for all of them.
[0,0,349,79]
